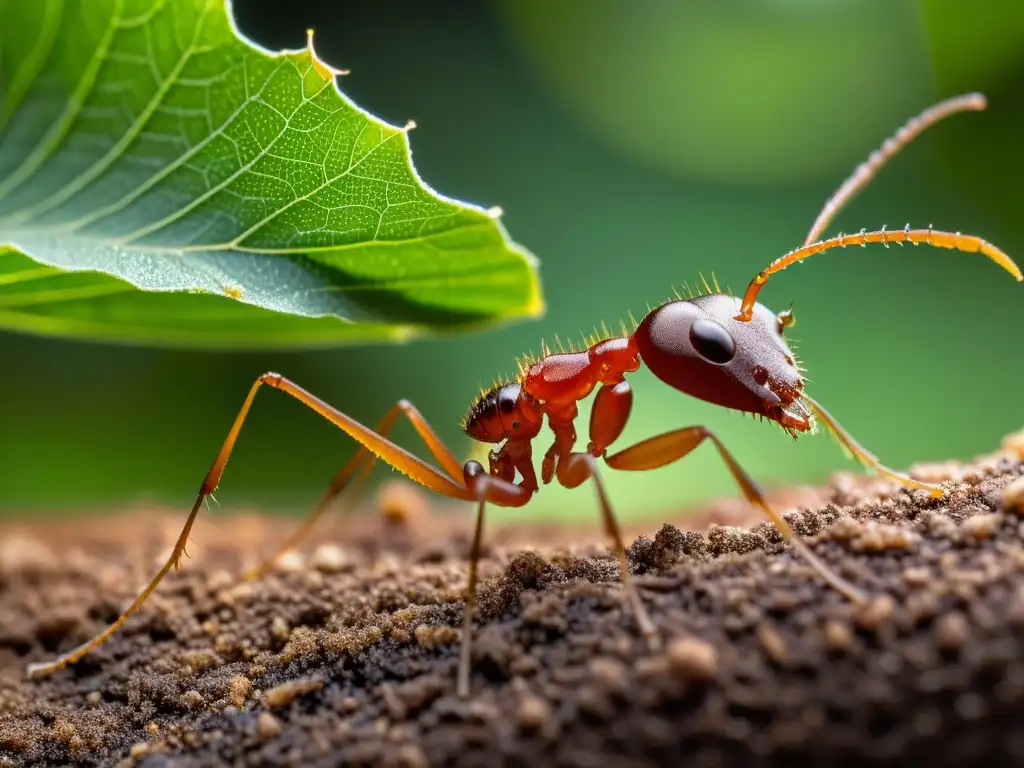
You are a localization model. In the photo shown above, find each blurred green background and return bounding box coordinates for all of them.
[1,0,1022,524]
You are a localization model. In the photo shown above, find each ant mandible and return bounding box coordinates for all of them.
[27,93,1022,698]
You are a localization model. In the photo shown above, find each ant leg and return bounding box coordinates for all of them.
[26,373,476,679]
[243,399,464,580]
[805,94,986,245]
[555,453,660,649]
[24,494,208,679]
[459,495,487,699]
[459,461,533,698]
[801,392,943,498]
[605,426,868,603]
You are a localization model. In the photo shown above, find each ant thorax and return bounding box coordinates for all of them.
[462,332,645,489]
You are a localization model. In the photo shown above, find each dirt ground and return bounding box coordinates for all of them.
[1,431,1024,768]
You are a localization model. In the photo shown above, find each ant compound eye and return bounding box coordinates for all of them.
[512,420,520,430]
[689,318,736,364]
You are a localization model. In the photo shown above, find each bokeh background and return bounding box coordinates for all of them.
[1,0,1022,525]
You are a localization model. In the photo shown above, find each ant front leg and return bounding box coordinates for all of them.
[243,399,465,581]
[604,425,868,603]
[26,373,477,680]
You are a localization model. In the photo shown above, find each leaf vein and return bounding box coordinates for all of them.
[232,129,404,248]
[0,0,124,206]
[2,0,211,228]
[0,0,64,135]
[50,61,280,235]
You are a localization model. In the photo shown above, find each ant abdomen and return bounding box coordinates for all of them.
[463,382,543,443]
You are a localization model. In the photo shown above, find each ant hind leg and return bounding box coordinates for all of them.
[25,495,205,679]
[26,374,475,679]
[243,399,464,581]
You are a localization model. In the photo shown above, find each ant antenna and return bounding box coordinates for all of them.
[805,93,986,246]
[735,226,1021,320]
[734,93,1022,321]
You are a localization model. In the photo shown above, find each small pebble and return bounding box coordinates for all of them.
[823,619,854,652]
[1002,476,1024,515]
[962,513,1003,541]
[935,611,970,652]
[1001,429,1024,460]
[206,569,233,591]
[757,624,788,664]
[587,657,627,692]
[271,616,291,644]
[0,534,56,575]
[311,544,352,574]
[264,679,324,709]
[395,743,428,768]
[257,712,283,740]
[516,694,550,730]
[665,635,718,681]
[341,697,361,713]
[275,551,305,574]
[902,567,932,588]
[855,595,895,630]
[129,743,151,758]
[378,480,429,526]
[228,676,253,709]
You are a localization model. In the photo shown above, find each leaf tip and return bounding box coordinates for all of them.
[306,28,350,79]
[403,119,417,132]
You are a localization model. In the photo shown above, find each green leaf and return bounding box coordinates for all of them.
[0,0,543,348]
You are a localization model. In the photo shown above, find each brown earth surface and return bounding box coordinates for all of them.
[1,431,1024,767]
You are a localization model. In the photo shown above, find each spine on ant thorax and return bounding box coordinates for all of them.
[520,335,642,407]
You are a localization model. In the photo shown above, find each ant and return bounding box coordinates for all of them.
[26,93,1022,698]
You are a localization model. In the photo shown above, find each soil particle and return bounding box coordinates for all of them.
[0,439,1022,766]
[262,679,325,709]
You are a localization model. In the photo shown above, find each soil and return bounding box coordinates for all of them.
[2,431,1024,768]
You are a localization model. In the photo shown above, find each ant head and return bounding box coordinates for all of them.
[634,294,811,431]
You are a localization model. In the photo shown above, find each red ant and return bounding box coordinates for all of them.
[26,93,1022,698]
